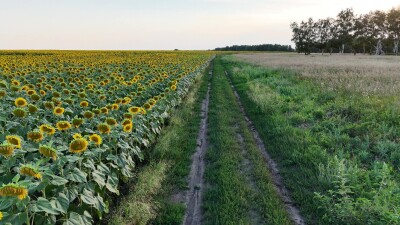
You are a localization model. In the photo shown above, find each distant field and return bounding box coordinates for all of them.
[236,53,400,96]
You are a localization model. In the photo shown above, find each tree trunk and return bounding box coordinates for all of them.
[340,44,345,54]
[394,39,399,56]
[375,40,383,55]
[363,43,366,55]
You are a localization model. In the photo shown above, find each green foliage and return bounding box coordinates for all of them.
[222,55,400,224]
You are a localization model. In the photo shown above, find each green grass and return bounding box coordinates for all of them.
[150,62,210,225]
[203,56,291,225]
[222,55,400,225]
[109,63,210,225]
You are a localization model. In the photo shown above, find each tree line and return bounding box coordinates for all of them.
[290,7,400,55]
[215,44,294,52]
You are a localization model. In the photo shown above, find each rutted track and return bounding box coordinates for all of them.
[182,64,212,225]
[225,71,305,225]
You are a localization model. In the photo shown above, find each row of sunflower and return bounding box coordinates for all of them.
[0,50,213,224]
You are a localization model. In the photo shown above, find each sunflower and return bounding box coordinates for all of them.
[20,165,42,179]
[44,101,54,109]
[100,107,108,114]
[39,145,57,160]
[69,138,89,154]
[97,123,111,134]
[53,107,65,116]
[11,80,20,86]
[105,117,117,126]
[170,85,177,91]
[39,90,46,96]
[123,124,132,133]
[0,144,15,157]
[122,118,132,126]
[140,107,147,115]
[128,106,140,114]
[0,211,2,221]
[39,124,56,135]
[89,134,102,145]
[26,90,36,96]
[13,108,27,118]
[93,109,101,115]
[14,97,28,107]
[27,130,44,142]
[144,103,151,110]
[0,184,28,200]
[72,118,84,127]
[27,104,38,113]
[83,111,94,119]
[0,90,6,98]
[72,133,82,140]
[56,121,72,131]
[112,103,119,110]
[30,93,41,101]
[6,135,22,149]
[123,113,133,119]
[80,101,89,107]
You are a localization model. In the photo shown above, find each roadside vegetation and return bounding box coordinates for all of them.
[202,57,291,225]
[110,61,211,225]
[223,54,400,224]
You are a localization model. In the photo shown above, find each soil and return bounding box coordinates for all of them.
[181,68,212,225]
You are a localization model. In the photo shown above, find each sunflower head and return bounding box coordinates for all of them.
[80,101,89,107]
[128,106,140,114]
[143,103,151,110]
[6,135,22,149]
[26,90,36,96]
[0,89,6,98]
[89,134,102,145]
[123,113,133,120]
[69,138,89,154]
[0,184,28,200]
[13,108,27,118]
[39,124,56,135]
[105,117,117,126]
[170,85,177,91]
[100,107,108,114]
[39,145,57,160]
[72,118,84,127]
[112,103,119,110]
[14,97,28,107]
[44,101,55,109]
[27,130,44,142]
[27,104,38,113]
[123,124,132,133]
[83,111,94,119]
[0,143,15,157]
[53,107,65,116]
[97,123,111,134]
[29,93,40,101]
[56,121,72,131]
[72,133,82,140]
[122,119,132,126]
[20,165,42,179]
[92,109,101,115]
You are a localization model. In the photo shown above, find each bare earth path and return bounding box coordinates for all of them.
[182,66,212,225]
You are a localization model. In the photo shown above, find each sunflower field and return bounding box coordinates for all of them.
[0,51,213,224]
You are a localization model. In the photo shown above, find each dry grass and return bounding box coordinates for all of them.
[235,53,400,96]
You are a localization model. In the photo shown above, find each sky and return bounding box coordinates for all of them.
[0,0,399,50]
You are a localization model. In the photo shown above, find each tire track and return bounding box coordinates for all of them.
[225,71,305,225]
[182,65,212,225]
